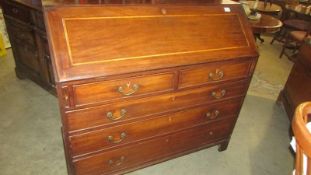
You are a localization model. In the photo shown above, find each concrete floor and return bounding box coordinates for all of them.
[0,35,294,175]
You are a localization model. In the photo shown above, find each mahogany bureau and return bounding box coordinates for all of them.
[44,3,258,175]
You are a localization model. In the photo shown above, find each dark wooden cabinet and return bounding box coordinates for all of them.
[0,0,56,93]
[278,43,311,120]
[45,3,258,175]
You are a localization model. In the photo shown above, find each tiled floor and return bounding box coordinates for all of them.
[0,35,294,175]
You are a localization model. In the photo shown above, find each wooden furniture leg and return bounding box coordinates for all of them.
[254,33,264,43]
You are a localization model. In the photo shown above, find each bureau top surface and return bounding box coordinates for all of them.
[5,0,239,11]
[45,4,258,82]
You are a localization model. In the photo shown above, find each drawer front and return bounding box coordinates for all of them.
[73,119,234,175]
[69,98,242,156]
[1,1,33,24]
[66,80,248,132]
[179,59,252,89]
[73,72,175,107]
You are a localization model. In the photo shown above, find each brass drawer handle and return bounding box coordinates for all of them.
[211,89,226,99]
[117,83,139,96]
[161,8,167,15]
[107,132,127,144]
[209,131,214,136]
[206,110,220,120]
[106,109,127,121]
[64,94,69,101]
[209,69,224,81]
[108,156,125,166]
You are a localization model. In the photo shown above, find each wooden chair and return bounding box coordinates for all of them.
[270,0,310,45]
[292,102,311,175]
[279,25,310,59]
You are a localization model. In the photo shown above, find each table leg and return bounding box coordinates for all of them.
[254,33,264,43]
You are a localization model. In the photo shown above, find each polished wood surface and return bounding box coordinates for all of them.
[46,5,256,82]
[278,43,311,120]
[69,111,237,157]
[44,3,258,175]
[179,59,253,89]
[66,97,243,132]
[4,0,231,10]
[249,14,283,34]
[73,72,175,107]
[292,102,311,175]
[74,119,234,175]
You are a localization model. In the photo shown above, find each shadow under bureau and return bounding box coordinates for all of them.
[44,3,259,175]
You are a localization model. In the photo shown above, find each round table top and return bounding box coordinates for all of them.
[247,1,282,13]
[249,14,283,33]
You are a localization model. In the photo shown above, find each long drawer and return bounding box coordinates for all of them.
[68,99,242,157]
[65,80,248,132]
[73,118,234,175]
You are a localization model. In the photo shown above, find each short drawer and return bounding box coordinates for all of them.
[179,59,253,89]
[1,1,33,24]
[73,119,234,175]
[68,99,241,156]
[73,72,175,107]
[65,80,247,132]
